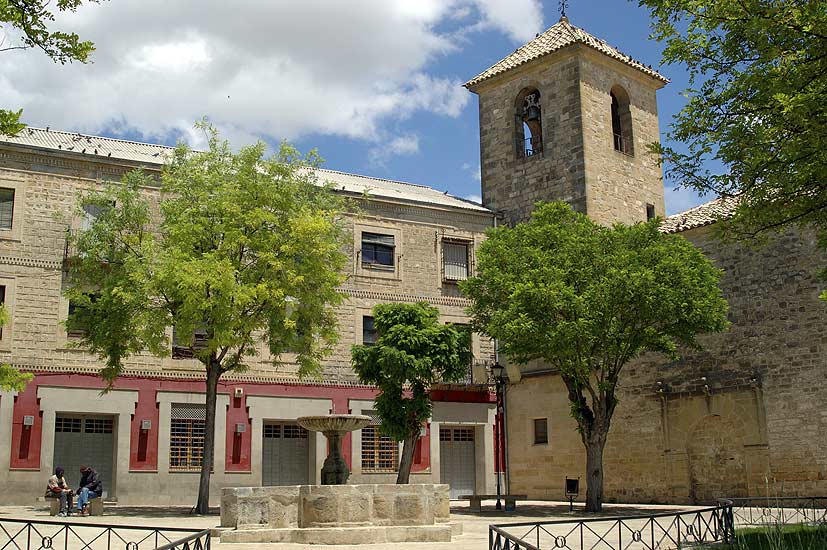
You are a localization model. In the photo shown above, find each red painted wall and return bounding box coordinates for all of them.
[11,371,489,477]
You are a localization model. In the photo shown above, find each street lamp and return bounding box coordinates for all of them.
[491,362,506,511]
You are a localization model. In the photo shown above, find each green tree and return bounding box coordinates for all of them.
[351,302,468,484]
[66,124,349,513]
[461,202,729,512]
[1,0,98,135]
[639,0,827,240]
[0,305,32,390]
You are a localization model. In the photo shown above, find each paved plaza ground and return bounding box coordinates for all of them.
[0,500,703,550]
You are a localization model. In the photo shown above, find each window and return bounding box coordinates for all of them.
[169,404,206,472]
[646,203,656,221]
[515,88,542,158]
[80,201,113,231]
[172,325,208,359]
[533,418,548,445]
[443,240,470,282]
[361,232,395,268]
[0,188,14,230]
[0,285,5,340]
[67,293,98,338]
[610,86,634,155]
[361,411,398,472]
[362,316,377,346]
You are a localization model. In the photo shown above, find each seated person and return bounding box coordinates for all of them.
[45,466,73,517]
[75,465,102,516]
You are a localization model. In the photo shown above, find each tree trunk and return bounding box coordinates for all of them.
[584,434,607,513]
[196,363,220,514]
[396,429,419,484]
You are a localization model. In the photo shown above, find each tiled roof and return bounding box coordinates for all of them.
[0,127,491,213]
[465,17,669,89]
[660,196,740,234]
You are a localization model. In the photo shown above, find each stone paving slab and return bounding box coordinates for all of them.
[1,500,704,550]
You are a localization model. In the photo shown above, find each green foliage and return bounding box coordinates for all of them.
[461,201,728,510]
[1,0,99,135]
[0,305,31,391]
[66,123,349,384]
[640,0,827,241]
[715,524,827,550]
[352,302,468,443]
[0,109,25,137]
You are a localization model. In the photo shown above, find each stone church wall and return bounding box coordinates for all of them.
[506,224,827,503]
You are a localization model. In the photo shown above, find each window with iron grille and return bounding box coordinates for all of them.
[263,423,308,439]
[169,404,206,472]
[442,240,470,282]
[361,232,395,268]
[172,325,208,359]
[361,411,398,472]
[0,188,14,230]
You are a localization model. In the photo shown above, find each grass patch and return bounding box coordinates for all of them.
[714,524,827,549]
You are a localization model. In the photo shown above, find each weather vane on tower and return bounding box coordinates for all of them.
[560,0,570,19]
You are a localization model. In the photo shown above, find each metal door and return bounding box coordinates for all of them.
[262,423,309,486]
[53,415,115,498]
[439,426,476,499]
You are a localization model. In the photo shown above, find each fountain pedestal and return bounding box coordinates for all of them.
[297,414,371,485]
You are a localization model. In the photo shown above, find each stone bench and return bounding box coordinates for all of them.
[45,496,104,516]
[459,494,527,512]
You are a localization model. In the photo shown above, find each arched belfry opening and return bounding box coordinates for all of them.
[515,88,542,158]
[610,86,634,155]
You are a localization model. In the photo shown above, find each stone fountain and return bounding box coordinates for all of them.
[219,413,455,545]
[297,414,370,485]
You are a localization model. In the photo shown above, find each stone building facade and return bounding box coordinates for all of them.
[465,18,827,503]
[0,132,499,505]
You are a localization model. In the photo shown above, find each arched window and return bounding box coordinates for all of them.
[515,88,542,158]
[610,86,634,155]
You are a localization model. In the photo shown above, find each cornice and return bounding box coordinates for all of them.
[0,255,62,270]
[342,287,471,307]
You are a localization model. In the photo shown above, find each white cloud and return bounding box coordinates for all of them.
[0,0,544,149]
[462,162,482,182]
[464,193,482,204]
[369,133,420,167]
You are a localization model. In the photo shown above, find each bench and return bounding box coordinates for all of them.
[46,497,104,516]
[459,494,527,512]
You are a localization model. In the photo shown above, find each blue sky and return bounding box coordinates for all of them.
[0,0,712,215]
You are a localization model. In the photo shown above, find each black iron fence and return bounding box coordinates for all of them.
[489,502,735,550]
[725,496,827,527]
[0,518,209,550]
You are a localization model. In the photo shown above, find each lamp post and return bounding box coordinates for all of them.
[491,362,506,511]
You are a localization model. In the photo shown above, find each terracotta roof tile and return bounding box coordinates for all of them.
[465,17,669,89]
[660,196,740,234]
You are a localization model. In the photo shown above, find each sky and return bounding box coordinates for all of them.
[0,0,712,215]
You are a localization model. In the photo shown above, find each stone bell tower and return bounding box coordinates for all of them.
[464,16,669,226]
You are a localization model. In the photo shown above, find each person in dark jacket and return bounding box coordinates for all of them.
[75,465,102,516]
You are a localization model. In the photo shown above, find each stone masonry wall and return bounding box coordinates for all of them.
[0,148,495,384]
[578,50,666,225]
[506,225,827,503]
[475,48,587,225]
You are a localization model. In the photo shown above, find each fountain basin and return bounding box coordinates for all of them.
[298,414,371,434]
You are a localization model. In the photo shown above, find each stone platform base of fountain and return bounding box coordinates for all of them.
[222,524,454,544]
[220,484,454,545]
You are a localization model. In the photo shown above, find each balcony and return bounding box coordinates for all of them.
[432,360,495,391]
